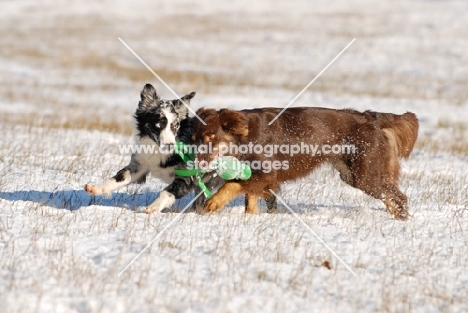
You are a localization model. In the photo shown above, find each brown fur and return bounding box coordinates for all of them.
[193,107,419,220]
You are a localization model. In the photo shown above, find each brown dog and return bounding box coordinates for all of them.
[192,107,418,220]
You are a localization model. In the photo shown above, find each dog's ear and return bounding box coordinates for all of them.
[139,84,159,108]
[219,109,249,137]
[195,107,209,117]
[173,91,196,118]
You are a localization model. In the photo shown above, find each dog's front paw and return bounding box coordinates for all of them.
[144,191,175,214]
[144,202,165,214]
[144,206,158,214]
[204,198,223,213]
[85,184,112,197]
[85,184,103,195]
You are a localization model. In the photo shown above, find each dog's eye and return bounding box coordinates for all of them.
[155,123,161,128]
[204,133,216,143]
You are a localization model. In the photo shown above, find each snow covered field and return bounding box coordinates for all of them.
[1,0,468,312]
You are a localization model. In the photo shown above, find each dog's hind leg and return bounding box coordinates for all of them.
[381,183,409,220]
[331,159,353,186]
[349,171,408,220]
[84,155,148,196]
[379,141,409,220]
[345,124,409,220]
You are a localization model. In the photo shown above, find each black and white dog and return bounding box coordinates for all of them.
[84,83,223,213]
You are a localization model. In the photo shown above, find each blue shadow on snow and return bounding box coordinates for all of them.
[0,189,163,211]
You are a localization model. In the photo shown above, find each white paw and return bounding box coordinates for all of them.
[85,184,102,195]
[84,184,110,197]
[144,191,176,214]
[144,205,158,214]
[144,198,168,214]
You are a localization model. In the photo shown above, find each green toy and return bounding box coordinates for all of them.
[173,141,251,199]
[206,156,252,180]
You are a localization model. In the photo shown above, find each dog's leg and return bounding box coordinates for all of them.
[380,140,409,220]
[193,193,207,214]
[85,156,148,196]
[204,182,243,213]
[381,183,409,220]
[331,159,353,186]
[382,198,408,220]
[265,194,278,213]
[245,194,260,214]
[145,190,176,214]
[246,191,277,213]
[145,172,225,214]
[244,181,278,214]
[352,177,409,220]
[346,124,410,220]
[145,176,191,214]
[193,173,225,214]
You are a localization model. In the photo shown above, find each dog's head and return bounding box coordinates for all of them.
[192,108,249,163]
[134,83,195,146]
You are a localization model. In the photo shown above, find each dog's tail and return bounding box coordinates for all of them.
[364,111,419,158]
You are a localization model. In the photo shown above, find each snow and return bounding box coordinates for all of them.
[1,0,468,312]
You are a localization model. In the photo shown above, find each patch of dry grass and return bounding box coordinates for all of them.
[1,13,467,103]
[416,120,468,156]
[0,111,132,136]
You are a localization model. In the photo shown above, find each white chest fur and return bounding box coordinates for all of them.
[134,137,175,184]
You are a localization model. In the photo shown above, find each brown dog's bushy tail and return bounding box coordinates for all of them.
[365,111,419,158]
